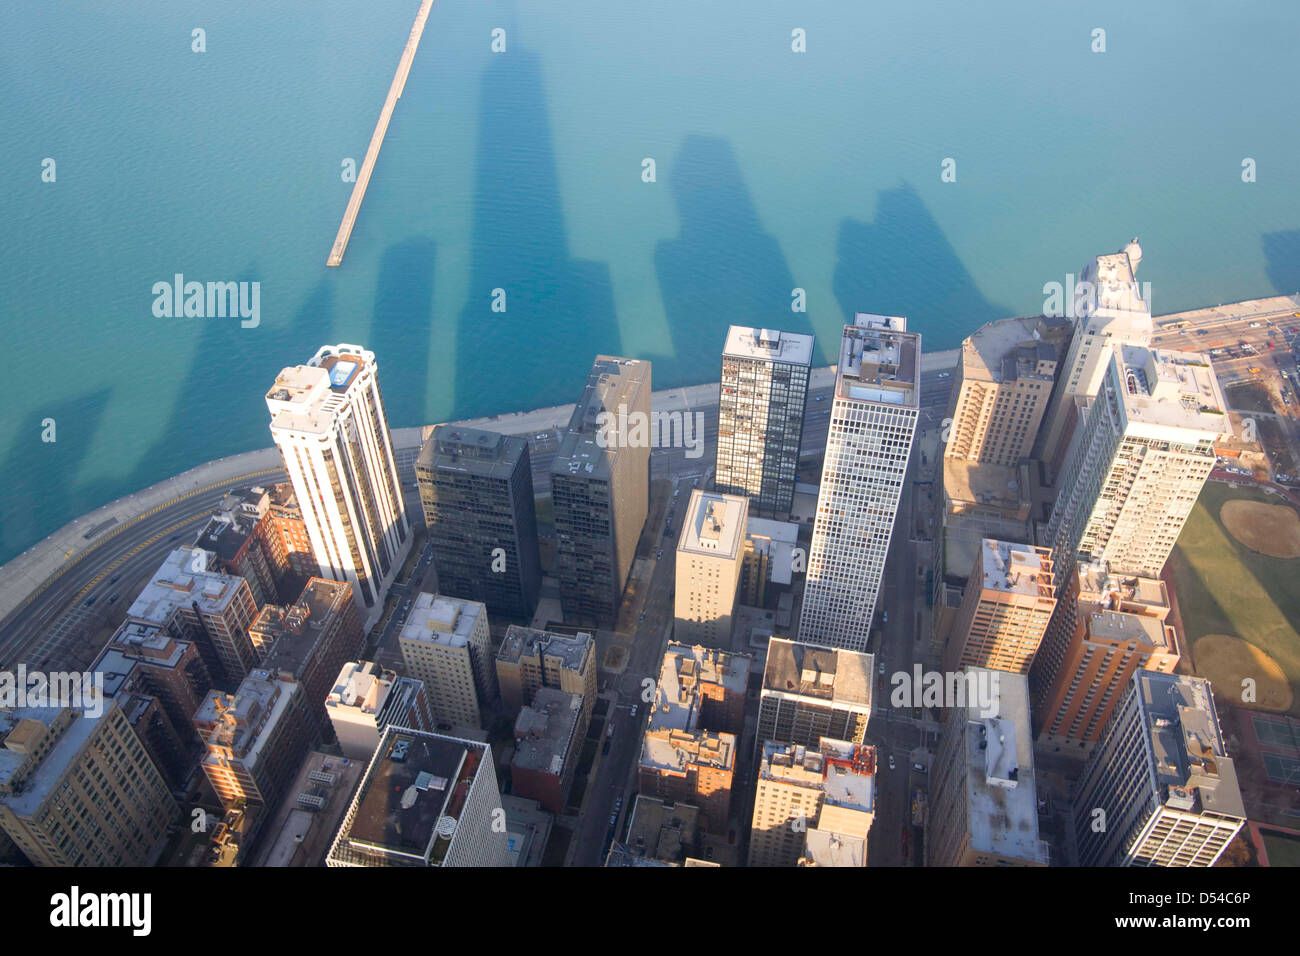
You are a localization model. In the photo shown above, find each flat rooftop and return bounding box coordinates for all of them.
[761,637,872,709]
[640,728,735,776]
[760,739,877,813]
[1079,249,1148,317]
[256,578,354,680]
[651,644,752,733]
[962,316,1057,385]
[127,547,247,624]
[978,539,1053,597]
[678,490,747,560]
[553,356,651,483]
[399,592,483,649]
[511,688,581,774]
[1115,345,1227,439]
[834,313,920,408]
[959,669,1048,864]
[417,424,527,481]
[327,661,392,716]
[1138,672,1245,820]
[341,728,487,865]
[0,705,102,815]
[1084,610,1171,649]
[497,626,592,671]
[943,459,1028,514]
[722,325,815,366]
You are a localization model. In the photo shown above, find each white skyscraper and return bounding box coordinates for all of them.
[1045,343,1225,583]
[1039,239,1154,480]
[799,314,920,652]
[266,344,411,630]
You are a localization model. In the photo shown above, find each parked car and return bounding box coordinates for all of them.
[888,755,896,770]
[913,762,926,773]
[630,705,638,718]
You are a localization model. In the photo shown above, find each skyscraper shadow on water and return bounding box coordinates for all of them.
[452,43,617,416]
[654,134,806,383]
[833,182,1010,344]
[1263,230,1300,298]
[0,388,112,562]
[368,237,436,424]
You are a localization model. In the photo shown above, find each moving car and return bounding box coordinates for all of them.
[888,755,896,770]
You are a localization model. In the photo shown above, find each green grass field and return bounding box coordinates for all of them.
[1262,830,1300,868]
[1169,481,1300,713]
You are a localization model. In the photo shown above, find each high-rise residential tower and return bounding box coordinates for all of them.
[1044,344,1225,583]
[552,356,651,627]
[1038,240,1154,482]
[1072,672,1245,867]
[266,344,412,630]
[716,326,814,516]
[799,314,920,651]
[398,593,496,731]
[942,540,1055,676]
[416,425,542,622]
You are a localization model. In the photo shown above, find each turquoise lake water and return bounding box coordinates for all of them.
[2,0,1299,564]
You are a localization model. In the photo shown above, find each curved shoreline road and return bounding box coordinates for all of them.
[0,351,959,671]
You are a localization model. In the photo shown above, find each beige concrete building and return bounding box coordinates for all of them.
[926,669,1048,867]
[943,540,1055,676]
[749,738,876,868]
[757,638,872,755]
[675,490,748,647]
[947,319,1057,467]
[1038,240,1154,482]
[496,626,597,735]
[637,728,736,832]
[398,593,495,731]
[1032,562,1178,752]
[0,702,178,867]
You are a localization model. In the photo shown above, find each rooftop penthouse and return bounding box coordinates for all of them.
[979,540,1054,599]
[679,491,747,559]
[650,644,751,734]
[265,344,375,436]
[553,355,650,482]
[834,313,920,408]
[761,637,873,709]
[722,325,815,366]
[1138,673,1244,819]
[417,424,528,480]
[497,625,592,672]
[640,728,735,777]
[1114,345,1227,439]
[127,547,249,624]
[399,593,484,649]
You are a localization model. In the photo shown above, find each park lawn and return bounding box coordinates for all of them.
[1170,481,1300,696]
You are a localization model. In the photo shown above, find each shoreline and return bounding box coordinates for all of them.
[3,291,1296,624]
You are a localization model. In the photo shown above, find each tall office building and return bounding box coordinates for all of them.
[398,593,495,731]
[552,356,651,626]
[926,669,1049,867]
[1072,672,1245,867]
[716,326,814,516]
[942,540,1055,676]
[327,725,510,867]
[799,314,920,651]
[266,344,412,630]
[0,702,179,867]
[749,738,876,868]
[496,626,597,735]
[1032,562,1178,751]
[1038,240,1154,481]
[416,425,542,621]
[758,638,873,755]
[674,490,748,647]
[1044,344,1225,582]
[947,326,1057,467]
[127,546,261,685]
[326,661,435,761]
